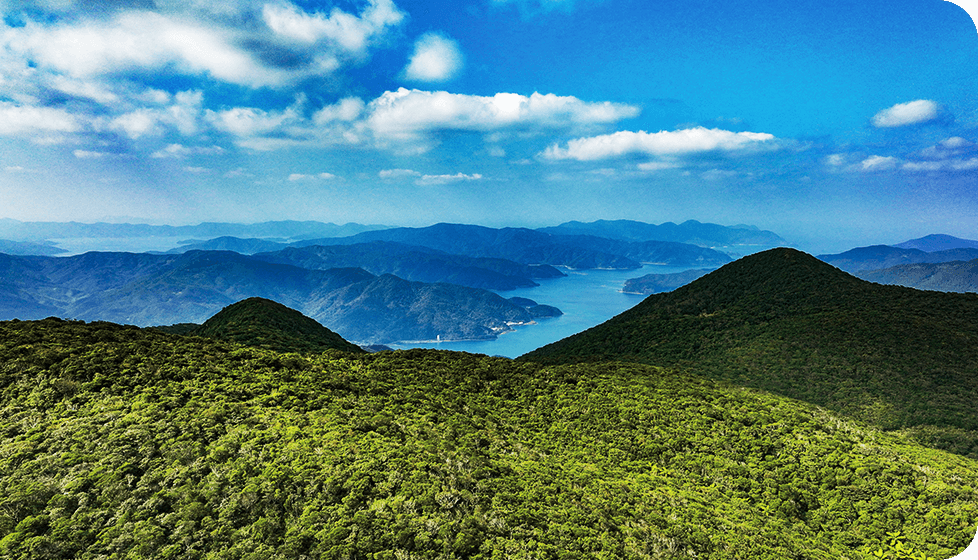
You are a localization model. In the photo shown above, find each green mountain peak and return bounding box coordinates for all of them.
[522,247,978,457]
[191,297,364,354]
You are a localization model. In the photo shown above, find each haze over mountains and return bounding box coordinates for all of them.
[819,234,978,293]
[0,219,770,346]
[0,250,553,344]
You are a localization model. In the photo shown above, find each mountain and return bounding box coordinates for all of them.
[818,244,978,272]
[538,219,786,250]
[621,268,715,294]
[187,297,365,354]
[894,233,978,252]
[0,239,67,256]
[306,273,547,343]
[0,219,388,243]
[169,236,289,254]
[0,317,974,559]
[302,223,733,269]
[253,242,564,291]
[0,250,558,344]
[521,248,978,457]
[855,259,978,293]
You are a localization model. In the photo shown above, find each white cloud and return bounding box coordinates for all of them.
[918,136,975,159]
[941,136,971,149]
[202,88,639,154]
[2,0,405,94]
[541,127,778,161]
[263,0,405,54]
[902,157,978,172]
[8,11,288,88]
[824,153,847,167]
[289,172,338,181]
[151,143,225,158]
[871,99,939,128]
[367,88,639,143]
[73,149,110,159]
[860,155,900,171]
[636,161,679,172]
[313,97,366,124]
[403,33,464,82]
[378,168,481,185]
[416,172,482,186]
[901,161,944,172]
[207,104,302,138]
[952,158,978,170]
[379,168,422,179]
[0,102,82,138]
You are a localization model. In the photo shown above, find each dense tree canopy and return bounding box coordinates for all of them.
[0,318,975,559]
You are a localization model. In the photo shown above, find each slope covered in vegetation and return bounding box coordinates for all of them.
[185,297,365,354]
[0,317,975,559]
[522,248,978,458]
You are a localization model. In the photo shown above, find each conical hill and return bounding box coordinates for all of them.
[521,248,978,457]
[192,297,364,354]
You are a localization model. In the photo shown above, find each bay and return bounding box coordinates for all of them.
[391,265,697,358]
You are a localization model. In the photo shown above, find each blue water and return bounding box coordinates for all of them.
[391,265,695,358]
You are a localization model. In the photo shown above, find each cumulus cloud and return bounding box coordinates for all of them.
[541,127,778,161]
[403,33,464,82]
[262,0,404,54]
[207,102,303,138]
[860,155,900,171]
[367,88,638,143]
[192,88,639,154]
[2,1,405,89]
[871,100,940,128]
[6,11,288,88]
[0,103,82,137]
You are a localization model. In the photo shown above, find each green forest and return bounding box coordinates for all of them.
[0,316,976,559]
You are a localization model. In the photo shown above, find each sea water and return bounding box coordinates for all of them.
[391,265,696,359]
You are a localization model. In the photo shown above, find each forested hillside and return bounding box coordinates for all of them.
[0,317,975,559]
[522,248,978,458]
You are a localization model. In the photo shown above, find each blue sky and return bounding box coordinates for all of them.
[0,0,976,251]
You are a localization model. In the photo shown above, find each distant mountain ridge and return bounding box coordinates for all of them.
[304,222,733,269]
[252,242,565,291]
[894,233,978,252]
[537,219,786,251]
[818,245,978,272]
[522,248,978,457]
[0,219,388,243]
[0,250,556,344]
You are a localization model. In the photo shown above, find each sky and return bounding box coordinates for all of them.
[0,0,976,252]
